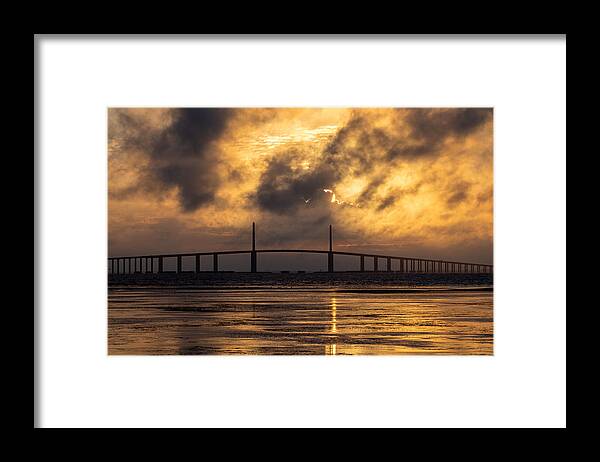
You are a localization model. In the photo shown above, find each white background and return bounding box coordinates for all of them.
[36,35,566,428]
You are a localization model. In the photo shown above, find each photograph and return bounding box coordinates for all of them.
[36,34,566,429]
[108,107,494,355]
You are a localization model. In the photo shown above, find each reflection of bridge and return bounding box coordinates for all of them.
[108,223,493,275]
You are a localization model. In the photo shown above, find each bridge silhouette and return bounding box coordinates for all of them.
[108,222,493,275]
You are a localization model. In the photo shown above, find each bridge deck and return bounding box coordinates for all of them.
[108,249,492,270]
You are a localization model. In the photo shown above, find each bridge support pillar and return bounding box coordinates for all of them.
[360,255,364,272]
[387,257,391,272]
[213,253,219,272]
[195,254,201,273]
[177,255,182,273]
[251,222,257,272]
[374,257,378,272]
[400,258,404,273]
[158,257,163,273]
[327,224,334,272]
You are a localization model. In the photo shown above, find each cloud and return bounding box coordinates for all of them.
[109,108,233,212]
[252,108,491,214]
[253,150,338,214]
[446,181,472,208]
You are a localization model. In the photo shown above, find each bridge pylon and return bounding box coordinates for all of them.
[328,224,334,272]
[251,222,257,273]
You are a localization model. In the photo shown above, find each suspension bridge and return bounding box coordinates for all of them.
[108,222,492,275]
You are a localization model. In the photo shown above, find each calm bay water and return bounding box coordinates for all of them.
[108,273,493,355]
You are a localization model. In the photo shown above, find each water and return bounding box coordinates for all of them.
[108,273,493,355]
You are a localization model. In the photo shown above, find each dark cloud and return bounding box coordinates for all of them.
[252,109,491,215]
[376,195,397,211]
[408,108,492,140]
[253,150,339,214]
[111,108,233,212]
[387,108,492,161]
[322,115,385,174]
[446,180,472,208]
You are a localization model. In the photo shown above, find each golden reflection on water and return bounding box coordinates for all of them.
[108,287,494,355]
[326,297,338,355]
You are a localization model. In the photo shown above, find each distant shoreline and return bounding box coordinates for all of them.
[108,285,493,294]
[108,271,493,290]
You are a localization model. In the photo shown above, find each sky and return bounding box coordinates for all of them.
[108,108,493,271]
